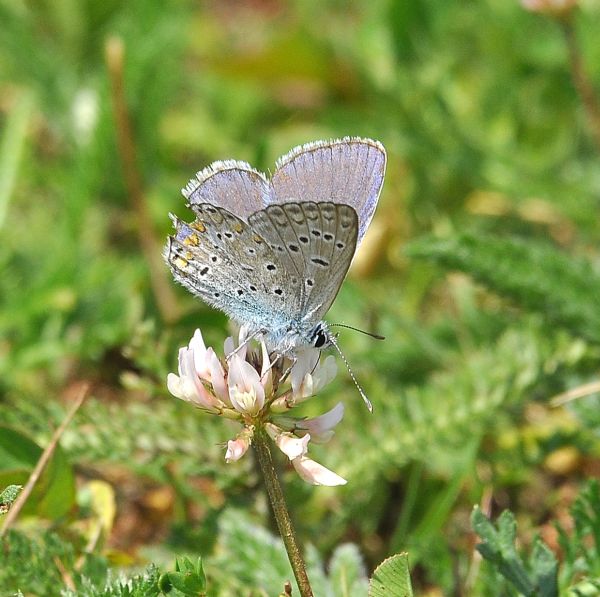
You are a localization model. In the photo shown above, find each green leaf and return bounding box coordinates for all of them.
[0,426,75,519]
[407,233,600,344]
[0,484,22,512]
[472,506,559,596]
[368,553,413,597]
[160,557,206,596]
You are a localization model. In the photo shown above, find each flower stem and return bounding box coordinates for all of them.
[560,16,600,154]
[253,429,314,597]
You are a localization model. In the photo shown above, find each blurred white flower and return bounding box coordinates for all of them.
[521,0,577,16]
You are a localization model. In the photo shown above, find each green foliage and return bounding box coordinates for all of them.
[1,0,600,595]
[558,480,600,588]
[369,553,413,597]
[0,426,75,518]
[158,557,206,596]
[407,233,600,344]
[472,507,558,596]
[0,484,22,513]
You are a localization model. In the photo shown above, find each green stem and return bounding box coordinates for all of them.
[560,16,600,154]
[253,429,313,597]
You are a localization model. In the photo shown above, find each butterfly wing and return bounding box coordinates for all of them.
[248,202,358,323]
[165,204,302,331]
[182,160,269,220]
[270,137,386,246]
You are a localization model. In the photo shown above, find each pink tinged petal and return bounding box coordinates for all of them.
[167,373,220,411]
[225,437,250,463]
[292,456,347,486]
[190,329,209,376]
[277,433,310,460]
[207,348,229,403]
[260,340,273,395]
[300,402,344,442]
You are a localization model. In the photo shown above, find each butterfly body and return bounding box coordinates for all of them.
[165,137,386,356]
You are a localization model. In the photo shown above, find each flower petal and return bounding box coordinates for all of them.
[299,402,344,443]
[275,431,310,460]
[228,354,265,414]
[292,456,347,486]
[225,437,250,462]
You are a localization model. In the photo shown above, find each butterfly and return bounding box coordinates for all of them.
[165,137,386,406]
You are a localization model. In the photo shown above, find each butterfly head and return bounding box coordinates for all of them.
[308,321,334,349]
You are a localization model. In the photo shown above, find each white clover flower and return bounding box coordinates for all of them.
[166,328,346,486]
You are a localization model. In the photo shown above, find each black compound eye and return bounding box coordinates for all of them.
[314,330,327,348]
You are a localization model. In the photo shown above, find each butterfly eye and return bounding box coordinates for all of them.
[313,328,328,348]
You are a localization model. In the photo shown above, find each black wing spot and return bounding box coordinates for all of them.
[248,248,256,255]
[274,288,283,296]
[216,232,222,240]
[200,266,209,275]
[224,231,233,239]
[211,255,218,262]
[336,242,345,249]
[299,235,309,244]
[266,263,276,271]
[237,289,244,296]
[311,229,321,237]
[250,285,257,291]
[277,245,284,252]
[311,257,329,267]
[214,292,220,297]
[289,244,300,252]
[306,278,314,287]
[324,233,334,242]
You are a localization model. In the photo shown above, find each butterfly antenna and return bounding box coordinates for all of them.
[328,334,373,413]
[329,323,385,340]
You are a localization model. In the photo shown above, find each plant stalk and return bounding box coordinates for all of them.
[560,16,600,154]
[253,429,314,597]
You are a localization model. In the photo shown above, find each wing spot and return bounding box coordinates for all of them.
[266,263,276,271]
[192,221,206,233]
[299,236,309,244]
[224,231,233,239]
[211,255,218,262]
[216,232,222,240]
[311,257,329,267]
[336,241,345,249]
[274,288,283,296]
[237,289,244,296]
[200,266,209,276]
[253,235,263,244]
[288,244,300,253]
[250,285,257,291]
[214,292,220,297]
[324,233,334,242]
[247,248,256,255]
[306,278,314,287]
[183,233,199,246]
[311,229,321,237]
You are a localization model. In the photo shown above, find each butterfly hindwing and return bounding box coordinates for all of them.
[247,202,358,323]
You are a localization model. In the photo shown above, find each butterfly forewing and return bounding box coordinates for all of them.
[166,204,300,331]
[248,202,358,323]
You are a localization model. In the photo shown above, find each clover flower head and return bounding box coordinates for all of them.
[167,328,346,486]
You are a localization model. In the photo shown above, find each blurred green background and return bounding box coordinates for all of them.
[2,0,600,595]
